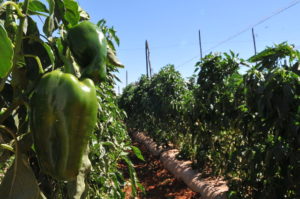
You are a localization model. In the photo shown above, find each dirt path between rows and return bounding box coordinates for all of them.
[120,141,202,199]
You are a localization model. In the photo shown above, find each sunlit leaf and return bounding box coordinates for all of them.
[43,15,55,37]
[107,46,123,68]
[28,0,49,14]
[131,146,144,161]
[78,6,89,20]
[63,0,80,26]
[42,42,55,67]
[43,0,55,36]
[0,24,14,78]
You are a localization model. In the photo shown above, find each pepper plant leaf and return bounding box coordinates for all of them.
[28,0,49,15]
[107,46,124,68]
[63,0,80,26]
[0,151,45,199]
[43,0,55,37]
[0,24,14,78]
[131,146,145,161]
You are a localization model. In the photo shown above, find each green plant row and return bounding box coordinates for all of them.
[119,43,300,199]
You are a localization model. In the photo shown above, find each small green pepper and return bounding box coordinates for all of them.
[30,70,98,181]
[67,21,107,82]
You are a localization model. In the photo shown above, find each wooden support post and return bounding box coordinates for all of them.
[252,28,257,55]
[198,30,203,60]
[145,40,152,78]
[145,40,149,78]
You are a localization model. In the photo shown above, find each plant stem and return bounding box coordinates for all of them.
[0,125,17,153]
[0,1,26,18]
[0,125,19,197]
[24,54,45,74]
[10,0,29,98]
[12,0,29,69]
[0,143,14,152]
[0,98,22,125]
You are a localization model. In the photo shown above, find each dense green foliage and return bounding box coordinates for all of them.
[119,43,300,198]
[0,0,140,198]
[119,65,190,146]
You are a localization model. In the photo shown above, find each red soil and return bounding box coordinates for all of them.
[120,142,201,199]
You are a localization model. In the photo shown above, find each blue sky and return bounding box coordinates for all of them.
[77,0,300,92]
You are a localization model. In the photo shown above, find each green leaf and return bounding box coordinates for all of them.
[0,24,14,78]
[0,143,14,152]
[26,16,39,36]
[63,0,80,26]
[54,0,65,22]
[46,0,55,13]
[78,6,90,20]
[43,0,55,37]
[97,19,106,28]
[0,152,45,199]
[131,146,144,161]
[248,42,299,70]
[107,46,124,68]
[137,182,145,194]
[122,156,137,197]
[43,15,55,37]
[28,0,49,14]
[42,42,55,67]
[101,141,116,147]
[108,28,120,46]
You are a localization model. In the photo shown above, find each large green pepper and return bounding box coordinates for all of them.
[30,70,98,181]
[67,21,107,82]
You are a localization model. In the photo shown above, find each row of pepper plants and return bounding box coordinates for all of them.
[119,42,300,198]
[0,0,142,198]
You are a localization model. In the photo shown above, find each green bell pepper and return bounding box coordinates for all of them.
[67,21,107,82]
[30,70,98,181]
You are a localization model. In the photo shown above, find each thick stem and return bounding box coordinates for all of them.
[10,0,29,98]
[12,0,29,68]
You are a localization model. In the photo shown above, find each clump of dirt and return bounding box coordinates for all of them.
[120,142,201,199]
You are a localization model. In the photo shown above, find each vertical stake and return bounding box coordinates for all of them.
[199,30,203,60]
[252,28,257,55]
[145,40,152,78]
[148,43,152,78]
[145,40,149,78]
